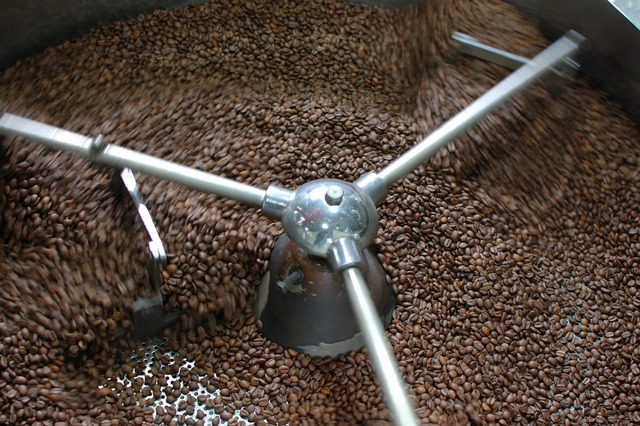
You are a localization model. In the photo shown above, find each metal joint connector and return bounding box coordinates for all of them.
[354,172,388,206]
[328,237,363,273]
[261,184,294,219]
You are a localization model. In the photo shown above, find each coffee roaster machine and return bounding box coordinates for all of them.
[1,1,638,424]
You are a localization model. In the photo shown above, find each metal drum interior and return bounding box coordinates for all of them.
[0,0,639,425]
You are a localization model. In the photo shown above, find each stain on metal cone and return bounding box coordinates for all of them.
[255,234,395,358]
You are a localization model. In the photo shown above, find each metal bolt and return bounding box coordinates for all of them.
[89,134,105,153]
[325,186,344,206]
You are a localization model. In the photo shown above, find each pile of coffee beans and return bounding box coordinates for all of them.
[1,0,638,424]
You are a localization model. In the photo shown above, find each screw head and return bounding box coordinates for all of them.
[325,186,344,206]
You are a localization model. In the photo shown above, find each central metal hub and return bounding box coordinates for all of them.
[280,179,378,258]
[256,180,392,358]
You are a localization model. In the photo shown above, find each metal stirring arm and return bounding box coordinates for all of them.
[336,30,586,424]
[0,114,271,209]
[328,237,419,426]
[452,31,579,76]
[356,30,586,204]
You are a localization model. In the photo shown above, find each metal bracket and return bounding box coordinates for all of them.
[452,31,581,78]
[114,168,179,340]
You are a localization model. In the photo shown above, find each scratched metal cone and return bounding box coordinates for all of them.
[254,234,395,358]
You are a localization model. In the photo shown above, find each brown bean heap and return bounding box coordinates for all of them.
[1,0,639,424]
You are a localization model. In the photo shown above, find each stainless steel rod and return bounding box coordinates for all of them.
[376,31,584,188]
[342,267,419,426]
[452,31,528,70]
[0,113,267,208]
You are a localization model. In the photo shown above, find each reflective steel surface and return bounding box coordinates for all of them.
[281,180,378,258]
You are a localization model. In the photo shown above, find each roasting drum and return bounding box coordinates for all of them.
[1,1,639,425]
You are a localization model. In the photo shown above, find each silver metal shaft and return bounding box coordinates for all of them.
[341,266,419,426]
[0,113,267,208]
[453,31,529,70]
[376,31,584,188]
